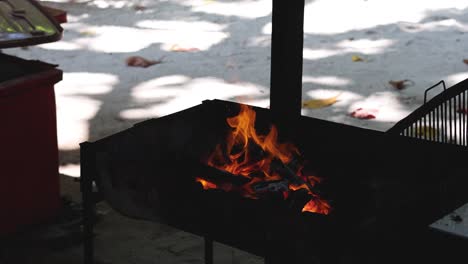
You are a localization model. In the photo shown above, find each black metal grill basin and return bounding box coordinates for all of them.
[81,99,468,263]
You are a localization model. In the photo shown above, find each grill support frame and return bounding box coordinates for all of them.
[270,0,305,122]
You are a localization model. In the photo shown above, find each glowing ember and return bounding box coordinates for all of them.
[199,104,330,215]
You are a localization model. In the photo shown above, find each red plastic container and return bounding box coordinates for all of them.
[42,5,68,24]
[0,53,63,235]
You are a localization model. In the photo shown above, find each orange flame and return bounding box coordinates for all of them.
[196,177,217,190]
[302,199,331,214]
[202,105,330,215]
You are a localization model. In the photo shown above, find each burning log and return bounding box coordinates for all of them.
[198,104,330,214]
[270,158,320,196]
[196,163,251,187]
[252,179,289,193]
[197,153,328,214]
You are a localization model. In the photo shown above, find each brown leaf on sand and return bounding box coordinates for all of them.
[133,5,147,11]
[389,79,414,90]
[79,30,97,37]
[350,108,378,119]
[463,59,468,65]
[125,56,163,68]
[170,44,200,52]
[302,93,341,109]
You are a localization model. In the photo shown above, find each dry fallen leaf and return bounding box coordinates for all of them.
[133,5,147,11]
[389,79,414,90]
[464,59,468,65]
[350,108,378,119]
[79,30,97,37]
[352,55,364,62]
[302,93,341,109]
[170,44,200,52]
[125,56,163,68]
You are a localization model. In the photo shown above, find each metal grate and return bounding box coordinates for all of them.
[387,79,468,146]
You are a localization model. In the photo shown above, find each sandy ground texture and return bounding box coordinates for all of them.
[3,0,468,263]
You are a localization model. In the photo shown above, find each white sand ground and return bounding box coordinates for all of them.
[3,0,468,263]
[4,0,468,174]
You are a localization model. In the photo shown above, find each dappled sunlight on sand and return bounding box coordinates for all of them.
[56,72,117,95]
[184,0,272,19]
[68,25,228,53]
[39,41,83,51]
[398,19,468,33]
[40,17,229,53]
[302,38,395,60]
[136,20,226,32]
[302,48,341,60]
[55,72,118,149]
[59,164,81,178]
[3,0,467,165]
[335,38,396,54]
[304,0,468,34]
[303,75,352,86]
[447,72,468,86]
[56,96,101,150]
[120,76,265,119]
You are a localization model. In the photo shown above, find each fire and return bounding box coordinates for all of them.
[196,178,217,190]
[302,199,331,214]
[199,104,330,215]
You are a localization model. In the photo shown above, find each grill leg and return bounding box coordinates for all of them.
[83,180,94,264]
[81,143,95,264]
[264,230,289,264]
[204,237,213,264]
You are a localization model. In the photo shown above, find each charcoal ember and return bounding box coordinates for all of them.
[251,179,289,193]
[286,156,302,172]
[270,158,302,184]
[270,158,320,195]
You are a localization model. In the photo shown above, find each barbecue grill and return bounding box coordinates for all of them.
[80,1,468,263]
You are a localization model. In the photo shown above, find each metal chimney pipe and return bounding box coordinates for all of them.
[269,0,305,121]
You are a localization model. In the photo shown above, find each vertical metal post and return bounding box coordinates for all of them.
[270,0,305,121]
[80,142,95,264]
[204,237,213,264]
